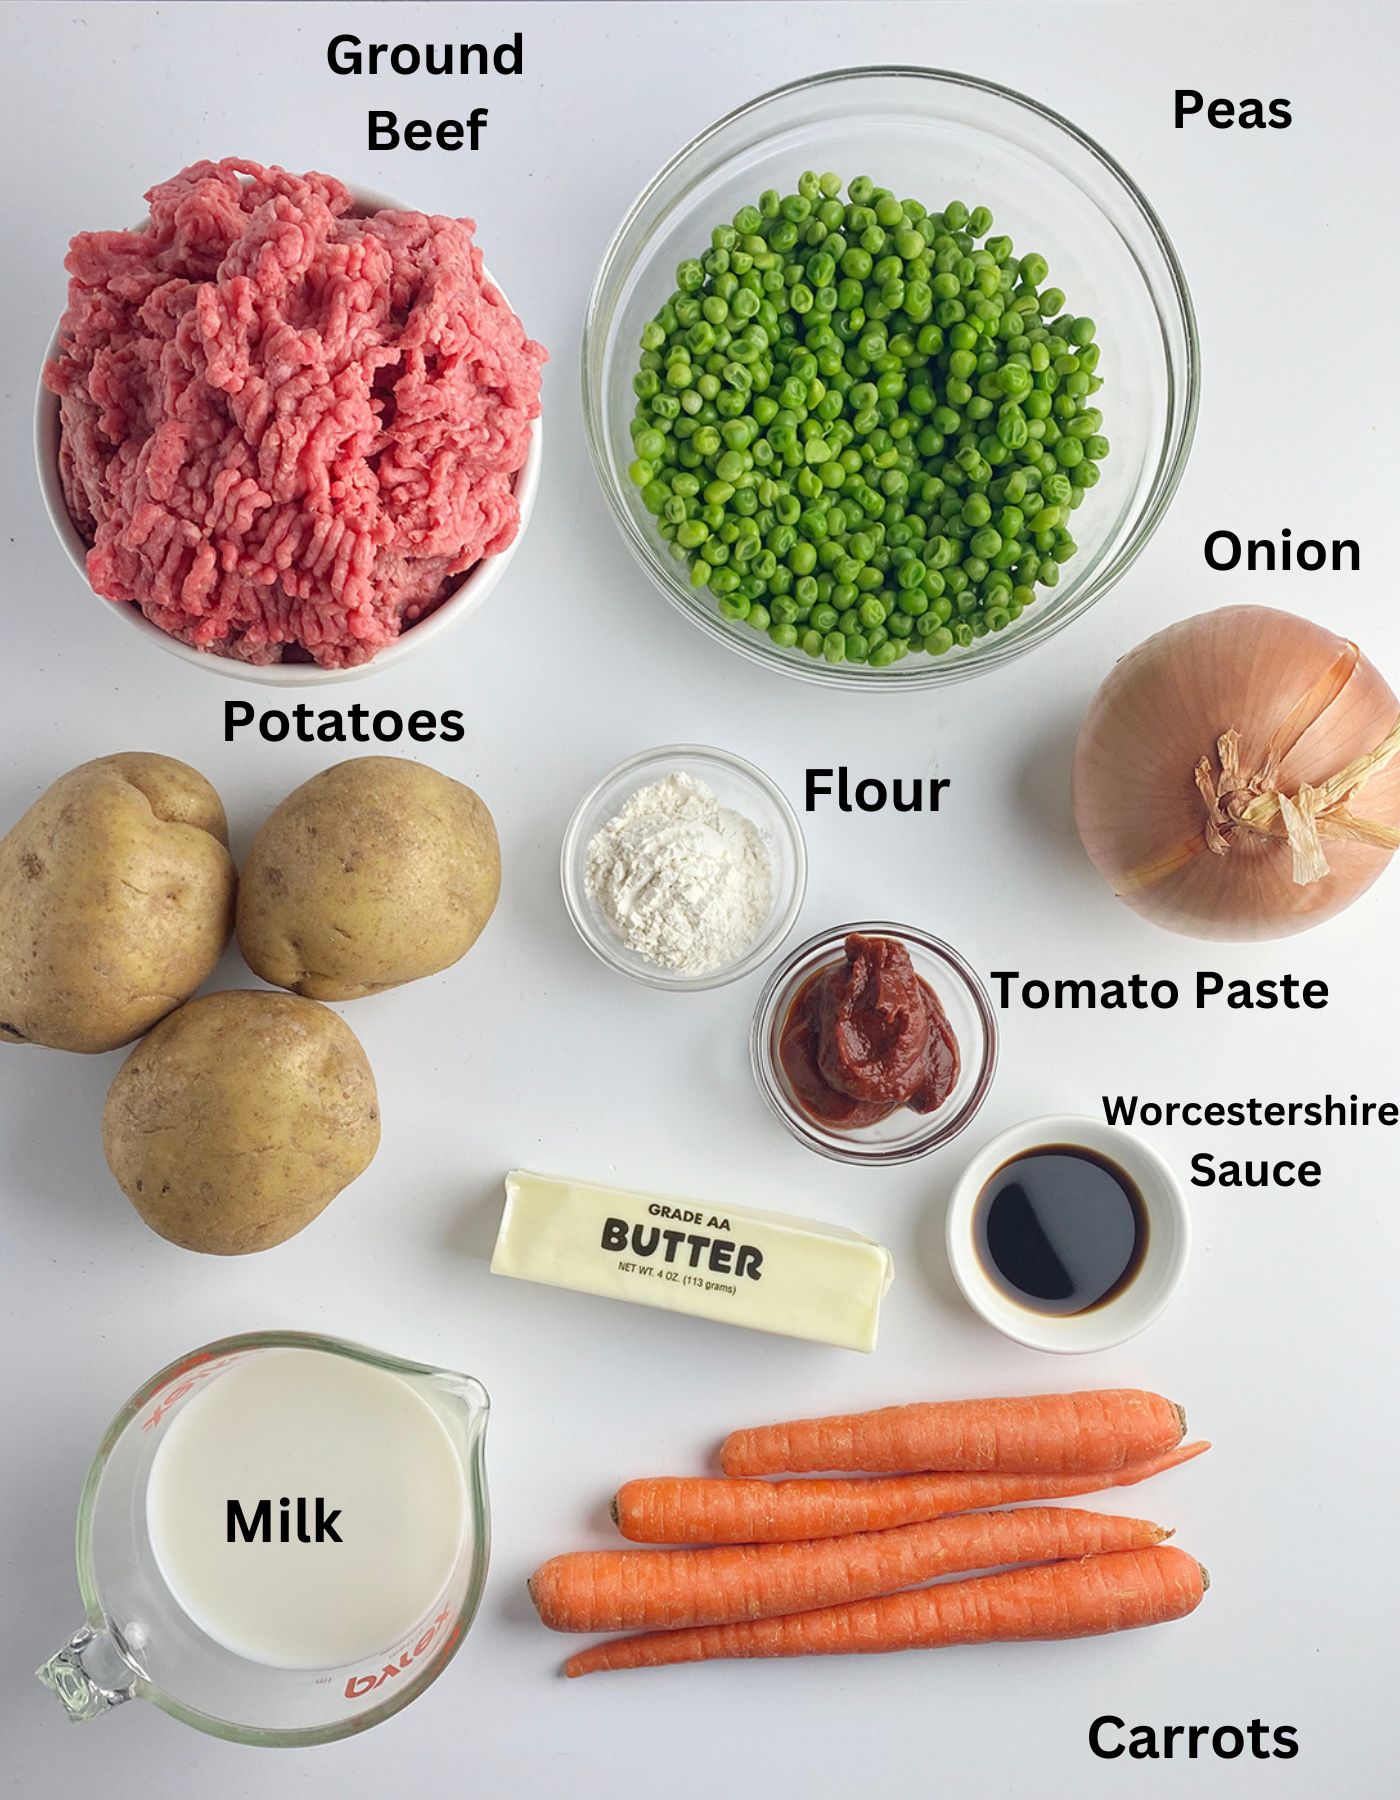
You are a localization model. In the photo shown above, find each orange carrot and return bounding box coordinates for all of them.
[564,1544,1207,1676]
[532,1506,1169,1634]
[613,1441,1210,1544]
[721,1389,1186,1478]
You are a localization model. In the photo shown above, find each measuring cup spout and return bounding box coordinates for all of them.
[37,1622,139,1722]
[439,1372,490,1432]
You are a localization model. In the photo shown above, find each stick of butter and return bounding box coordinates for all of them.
[491,1171,894,1353]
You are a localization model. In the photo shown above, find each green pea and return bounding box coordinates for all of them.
[857,597,885,628]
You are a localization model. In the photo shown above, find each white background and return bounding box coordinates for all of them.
[2,2,1396,1794]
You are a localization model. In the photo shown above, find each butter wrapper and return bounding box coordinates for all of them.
[491,1170,894,1352]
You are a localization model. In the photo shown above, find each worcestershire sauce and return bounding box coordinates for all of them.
[974,1145,1147,1315]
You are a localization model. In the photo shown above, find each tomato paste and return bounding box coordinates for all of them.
[778,933,960,1129]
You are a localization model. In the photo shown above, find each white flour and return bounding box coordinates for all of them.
[586,772,772,975]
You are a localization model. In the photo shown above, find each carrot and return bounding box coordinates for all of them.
[532,1505,1169,1635]
[564,1544,1207,1676]
[613,1441,1210,1544]
[720,1389,1186,1478]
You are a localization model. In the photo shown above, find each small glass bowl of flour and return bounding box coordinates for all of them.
[562,745,807,990]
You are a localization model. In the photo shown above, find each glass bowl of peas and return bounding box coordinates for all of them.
[582,66,1198,687]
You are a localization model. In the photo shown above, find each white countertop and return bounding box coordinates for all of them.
[2,2,1395,1794]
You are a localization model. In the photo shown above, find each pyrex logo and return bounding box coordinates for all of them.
[140,1355,239,1431]
[344,1607,457,1701]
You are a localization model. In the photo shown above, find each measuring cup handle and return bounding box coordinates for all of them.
[36,1624,138,1722]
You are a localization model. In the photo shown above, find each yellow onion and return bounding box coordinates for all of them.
[1073,605,1400,939]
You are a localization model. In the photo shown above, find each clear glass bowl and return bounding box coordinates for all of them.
[582,66,1199,688]
[751,921,997,1163]
[561,744,807,991]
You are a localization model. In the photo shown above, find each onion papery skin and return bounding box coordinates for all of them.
[1072,605,1400,941]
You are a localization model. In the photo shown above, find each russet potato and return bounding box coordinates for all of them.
[0,753,236,1053]
[236,756,500,1001]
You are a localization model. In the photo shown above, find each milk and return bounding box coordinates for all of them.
[146,1348,468,1670]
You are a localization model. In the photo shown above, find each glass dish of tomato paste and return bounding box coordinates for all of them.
[751,922,997,1165]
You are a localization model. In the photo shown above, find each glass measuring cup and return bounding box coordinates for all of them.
[37,1330,490,1747]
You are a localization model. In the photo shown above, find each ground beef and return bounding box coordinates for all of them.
[45,158,545,667]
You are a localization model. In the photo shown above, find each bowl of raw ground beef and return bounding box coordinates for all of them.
[37,160,545,682]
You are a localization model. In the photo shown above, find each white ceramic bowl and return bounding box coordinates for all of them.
[945,1113,1190,1352]
[33,184,542,685]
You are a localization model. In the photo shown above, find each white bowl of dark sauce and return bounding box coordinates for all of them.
[945,1114,1191,1353]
